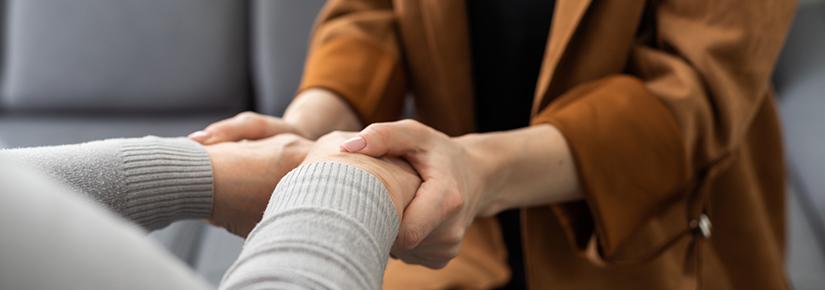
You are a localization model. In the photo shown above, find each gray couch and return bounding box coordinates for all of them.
[776,0,825,289]
[0,0,325,285]
[0,0,822,288]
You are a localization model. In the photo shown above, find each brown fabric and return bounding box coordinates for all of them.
[299,0,796,289]
[300,0,407,123]
[382,217,511,290]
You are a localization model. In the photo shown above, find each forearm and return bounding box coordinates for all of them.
[0,137,213,230]
[284,88,363,139]
[220,162,399,290]
[459,125,582,216]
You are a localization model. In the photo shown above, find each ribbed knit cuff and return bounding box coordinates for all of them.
[264,161,400,249]
[118,137,213,230]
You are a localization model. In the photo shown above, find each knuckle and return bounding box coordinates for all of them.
[235,111,259,121]
[235,112,266,129]
[398,119,420,127]
[364,123,388,136]
[204,123,221,133]
[399,229,424,250]
[443,188,465,215]
[448,247,460,259]
[363,123,390,143]
[446,228,465,245]
[400,119,425,132]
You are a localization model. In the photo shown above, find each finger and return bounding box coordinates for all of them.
[187,130,213,143]
[194,112,293,145]
[393,253,426,267]
[390,226,462,267]
[411,249,454,269]
[395,250,452,269]
[340,119,431,157]
[393,180,450,250]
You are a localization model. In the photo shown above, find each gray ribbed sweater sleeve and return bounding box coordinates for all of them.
[0,137,213,230]
[1,139,397,289]
[220,161,400,290]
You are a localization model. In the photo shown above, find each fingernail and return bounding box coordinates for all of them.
[187,130,211,141]
[340,136,367,152]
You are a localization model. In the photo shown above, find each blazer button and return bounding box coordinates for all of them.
[690,214,712,239]
[696,214,712,239]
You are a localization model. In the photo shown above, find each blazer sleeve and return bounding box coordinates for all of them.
[298,0,408,124]
[531,0,796,262]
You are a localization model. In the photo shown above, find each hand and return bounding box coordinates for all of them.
[304,131,421,217]
[205,134,313,237]
[188,89,362,144]
[189,111,306,145]
[339,120,490,269]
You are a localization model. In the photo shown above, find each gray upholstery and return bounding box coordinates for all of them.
[1,0,250,112]
[151,220,208,265]
[788,185,825,290]
[252,0,326,115]
[0,113,231,148]
[192,227,244,285]
[774,1,825,289]
[774,1,825,95]
[0,0,324,284]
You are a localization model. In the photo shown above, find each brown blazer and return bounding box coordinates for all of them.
[299,0,797,289]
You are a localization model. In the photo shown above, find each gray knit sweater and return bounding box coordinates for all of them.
[0,137,398,290]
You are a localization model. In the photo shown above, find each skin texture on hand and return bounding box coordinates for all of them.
[340,120,485,269]
[191,112,306,145]
[282,89,363,139]
[203,130,420,238]
[189,88,361,144]
[204,134,313,237]
[304,131,421,218]
[456,125,583,215]
[340,119,583,269]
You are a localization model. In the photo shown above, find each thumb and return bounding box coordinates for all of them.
[340,120,430,157]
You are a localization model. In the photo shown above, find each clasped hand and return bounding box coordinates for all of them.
[201,130,423,240]
[197,113,496,269]
[340,120,493,268]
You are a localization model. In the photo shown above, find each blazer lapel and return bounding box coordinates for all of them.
[532,0,592,115]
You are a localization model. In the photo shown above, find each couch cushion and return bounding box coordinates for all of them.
[193,226,244,286]
[775,1,825,234]
[1,0,250,112]
[788,184,825,289]
[774,2,825,95]
[0,113,232,148]
[774,4,825,288]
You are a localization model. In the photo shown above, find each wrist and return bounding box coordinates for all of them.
[204,145,228,225]
[203,135,313,236]
[281,109,315,140]
[284,88,362,140]
[305,154,416,218]
[455,125,583,217]
[454,133,510,216]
